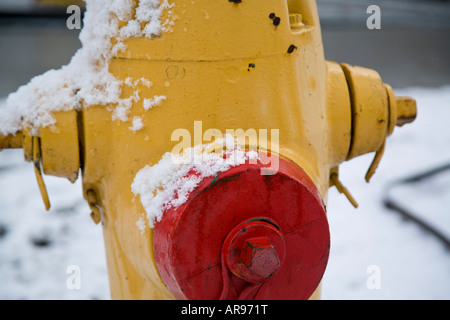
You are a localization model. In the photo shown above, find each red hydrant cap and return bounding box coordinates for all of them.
[154,152,330,300]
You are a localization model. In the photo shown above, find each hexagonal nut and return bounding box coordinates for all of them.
[240,237,280,278]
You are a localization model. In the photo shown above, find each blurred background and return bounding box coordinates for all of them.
[0,0,449,299]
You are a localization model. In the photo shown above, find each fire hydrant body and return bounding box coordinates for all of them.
[0,0,416,300]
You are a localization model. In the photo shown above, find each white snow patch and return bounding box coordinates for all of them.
[124,77,153,89]
[110,90,141,122]
[129,116,144,132]
[0,0,173,136]
[143,95,166,110]
[136,215,147,235]
[131,135,260,228]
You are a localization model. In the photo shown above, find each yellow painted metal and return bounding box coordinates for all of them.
[325,61,352,168]
[385,84,398,136]
[0,0,417,300]
[32,136,51,211]
[341,63,389,161]
[85,189,103,225]
[336,64,417,182]
[0,132,23,151]
[395,96,417,127]
[330,167,359,209]
[40,110,80,183]
[385,84,417,132]
[23,130,33,163]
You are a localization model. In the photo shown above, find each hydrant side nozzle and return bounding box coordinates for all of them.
[0,131,23,151]
[329,64,417,189]
[340,63,389,161]
[0,110,80,211]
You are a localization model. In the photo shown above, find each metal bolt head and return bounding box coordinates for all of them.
[289,13,305,29]
[240,237,280,278]
[223,219,286,285]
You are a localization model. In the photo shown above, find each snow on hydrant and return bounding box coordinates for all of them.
[0,0,416,300]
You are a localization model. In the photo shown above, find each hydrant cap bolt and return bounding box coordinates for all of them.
[240,237,281,278]
[223,218,286,285]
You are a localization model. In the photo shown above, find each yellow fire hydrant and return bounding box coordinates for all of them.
[0,0,416,300]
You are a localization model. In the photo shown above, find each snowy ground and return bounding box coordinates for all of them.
[0,86,449,300]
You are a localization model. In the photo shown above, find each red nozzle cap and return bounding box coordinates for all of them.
[154,153,330,300]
